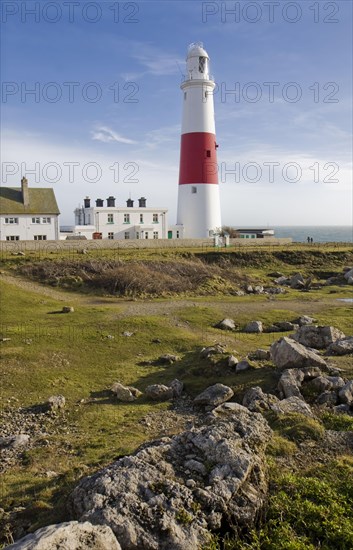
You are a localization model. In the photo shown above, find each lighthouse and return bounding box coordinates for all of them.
[176,42,222,238]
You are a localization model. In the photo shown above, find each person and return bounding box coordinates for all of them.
[307,236,310,243]
[310,237,314,244]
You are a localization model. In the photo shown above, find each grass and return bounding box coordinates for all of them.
[0,244,352,547]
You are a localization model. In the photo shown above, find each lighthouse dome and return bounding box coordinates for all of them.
[187,42,209,60]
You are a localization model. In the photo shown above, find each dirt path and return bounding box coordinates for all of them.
[1,271,349,319]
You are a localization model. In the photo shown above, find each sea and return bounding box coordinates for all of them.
[272,226,352,244]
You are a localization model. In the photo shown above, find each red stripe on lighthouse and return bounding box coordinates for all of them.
[178,132,219,185]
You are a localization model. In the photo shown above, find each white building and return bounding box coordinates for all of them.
[0,177,60,241]
[70,196,169,240]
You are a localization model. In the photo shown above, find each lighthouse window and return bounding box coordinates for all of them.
[191,187,197,194]
[206,150,211,158]
[199,57,206,73]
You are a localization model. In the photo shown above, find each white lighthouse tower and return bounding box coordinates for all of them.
[176,42,222,238]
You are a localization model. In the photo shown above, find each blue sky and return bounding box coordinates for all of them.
[1,0,352,226]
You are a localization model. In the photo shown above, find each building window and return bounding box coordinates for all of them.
[199,56,206,73]
[5,217,19,224]
[108,232,114,240]
[42,217,51,224]
[124,231,130,239]
[139,214,144,223]
[124,214,130,224]
[32,217,40,224]
[6,235,19,241]
[145,232,149,239]
[206,150,211,158]
[34,235,47,240]
[153,231,159,239]
[136,232,139,239]
[107,213,114,224]
[191,187,197,194]
[152,213,159,223]
[176,231,180,239]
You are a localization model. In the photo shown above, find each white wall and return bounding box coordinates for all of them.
[0,214,59,241]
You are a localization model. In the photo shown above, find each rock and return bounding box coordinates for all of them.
[270,337,327,370]
[274,321,297,331]
[200,344,225,359]
[264,324,281,333]
[145,384,173,401]
[215,318,236,331]
[111,383,140,402]
[47,395,66,411]
[328,337,353,355]
[292,325,345,349]
[123,331,134,337]
[316,391,338,406]
[277,369,304,399]
[194,383,234,407]
[344,268,353,280]
[184,459,207,476]
[235,360,252,373]
[227,355,238,367]
[156,354,180,365]
[268,271,283,278]
[0,337,11,342]
[69,409,272,550]
[306,376,334,394]
[253,285,264,294]
[211,402,249,418]
[300,367,322,380]
[347,277,353,285]
[293,315,317,326]
[326,376,346,390]
[290,273,305,289]
[334,404,352,414]
[248,349,270,361]
[0,434,30,449]
[5,521,121,550]
[245,285,253,293]
[274,276,289,285]
[62,306,74,313]
[169,379,184,398]
[244,321,263,333]
[242,387,279,412]
[338,381,353,405]
[271,396,314,417]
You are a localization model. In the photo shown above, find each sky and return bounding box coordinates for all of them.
[1,0,352,227]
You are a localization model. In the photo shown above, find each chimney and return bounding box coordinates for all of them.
[21,177,29,207]
[138,197,146,208]
[96,198,104,207]
[126,198,134,208]
[107,196,116,207]
[84,196,91,208]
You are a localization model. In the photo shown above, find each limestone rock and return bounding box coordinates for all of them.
[290,273,305,289]
[277,369,304,399]
[270,337,327,370]
[194,383,234,407]
[156,354,180,365]
[145,384,173,401]
[62,306,74,313]
[0,434,30,450]
[215,318,236,331]
[244,321,263,333]
[235,360,252,373]
[293,325,345,349]
[271,396,314,417]
[338,381,353,405]
[111,383,141,402]
[200,344,226,359]
[227,355,239,367]
[69,410,272,550]
[344,268,353,280]
[47,395,66,411]
[249,349,270,361]
[5,521,121,550]
[293,315,316,326]
[275,321,298,331]
[242,387,279,412]
[169,379,184,398]
[328,337,353,356]
[316,391,338,407]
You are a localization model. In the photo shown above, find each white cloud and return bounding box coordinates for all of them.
[91,126,137,145]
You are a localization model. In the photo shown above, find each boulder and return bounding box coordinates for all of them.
[274,276,290,285]
[227,355,239,367]
[200,344,225,359]
[271,396,314,417]
[300,366,323,380]
[293,315,316,326]
[194,383,234,407]
[327,337,353,356]
[111,383,141,402]
[62,306,74,313]
[338,381,353,405]
[290,273,305,289]
[253,285,264,294]
[305,376,334,394]
[0,434,30,449]
[235,360,252,373]
[274,321,297,332]
[215,318,236,331]
[244,321,263,333]
[47,395,66,411]
[343,268,353,280]
[277,369,304,399]
[270,337,327,370]
[242,387,279,412]
[316,391,338,407]
[248,349,270,361]
[292,325,345,349]
[69,410,272,550]
[169,379,184,398]
[145,384,173,401]
[156,354,180,365]
[5,521,121,550]
[264,324,281,333]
